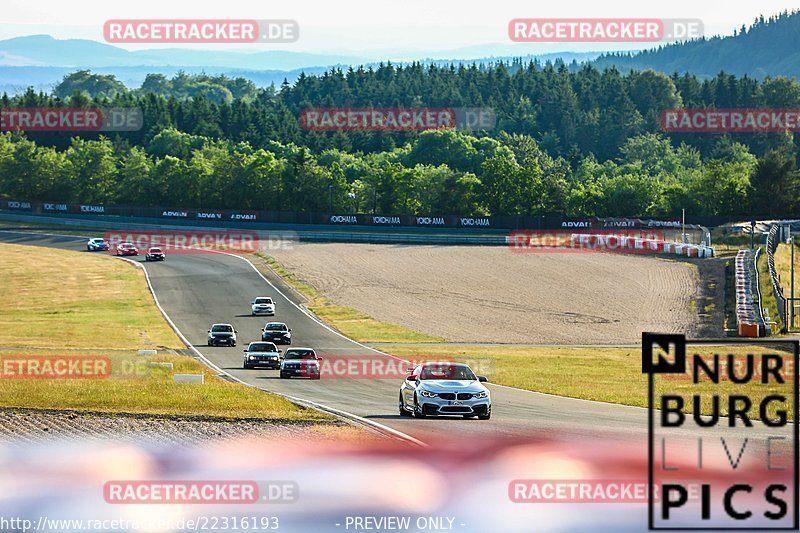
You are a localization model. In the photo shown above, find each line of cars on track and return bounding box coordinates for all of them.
[207,321,321,380]
[207,297,322,379]
[207,299,491,417]
[89,236,492,418]
[87,237,164,261]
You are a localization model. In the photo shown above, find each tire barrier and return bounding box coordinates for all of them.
[766,224,787,331]
[735,249,767,337]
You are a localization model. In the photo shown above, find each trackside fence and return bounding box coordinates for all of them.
[766,224,787,331]
[735,249,767,337]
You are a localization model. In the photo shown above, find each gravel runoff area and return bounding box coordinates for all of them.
[0,409,369,447]
[269,243,700,344]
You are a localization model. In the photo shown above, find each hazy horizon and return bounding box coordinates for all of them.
[2,0,792,60]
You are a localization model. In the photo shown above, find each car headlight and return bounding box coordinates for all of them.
[419,389,438,398]
[248,356,256,360]
[474,391,489,399]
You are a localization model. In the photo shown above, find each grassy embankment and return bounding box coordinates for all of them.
[0,243,330,421]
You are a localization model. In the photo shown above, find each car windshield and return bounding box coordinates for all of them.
[255,298,272,304]
[419,364,476,381]
[264,324,286,331]
[211,325,233,332]
[248,343,276,352]
[94,239,104,243]
[149,248,162,253]
[284,350,315,360]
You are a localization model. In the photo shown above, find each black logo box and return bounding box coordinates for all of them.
[642,333,799,531]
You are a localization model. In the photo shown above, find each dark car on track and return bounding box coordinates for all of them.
[243,341,282,369]
[261,322,292,344]
[207,323,237,346]
[279,348,321,379]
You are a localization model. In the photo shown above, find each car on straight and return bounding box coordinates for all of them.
[207,323,237,347]
[279,348,321,379]
[261,322,292,345]
[399,362,491,420]
[251,297,275,316]
[116,242,139,256]
[242,341,282,369]
[145,247,165,261]
[87,238,109,252]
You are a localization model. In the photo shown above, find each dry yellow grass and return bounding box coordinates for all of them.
[0,243,182,349]
[382,343,794,417]
[0,243,331,421]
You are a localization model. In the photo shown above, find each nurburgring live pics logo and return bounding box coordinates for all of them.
[642,333,799,530]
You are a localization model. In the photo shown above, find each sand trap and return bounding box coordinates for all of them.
[269,243,698,344]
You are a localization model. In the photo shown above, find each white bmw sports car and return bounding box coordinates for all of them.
[399,362,491,419]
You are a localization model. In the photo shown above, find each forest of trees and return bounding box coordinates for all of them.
[594,10,800,80]
[1,58,799,218]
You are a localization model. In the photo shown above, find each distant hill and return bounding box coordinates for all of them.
[592,10,800,79]
[0,35,368,70]
[0,35,601,94]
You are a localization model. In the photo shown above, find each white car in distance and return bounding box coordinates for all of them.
[251,297,275,316]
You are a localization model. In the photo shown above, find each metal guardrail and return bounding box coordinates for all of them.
[766,224,787,330]
[736,249,767,336]
[0,212,511,246]
[299,232,507,245]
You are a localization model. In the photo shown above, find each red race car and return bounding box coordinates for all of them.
[116,242,139,256]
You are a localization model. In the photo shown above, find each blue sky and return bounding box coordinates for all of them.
[1,0,794,57]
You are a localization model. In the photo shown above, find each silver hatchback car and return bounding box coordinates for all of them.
[399,362,491,419]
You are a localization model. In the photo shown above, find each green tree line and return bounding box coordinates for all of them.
[1,63,799,216]
[0,128,797,217]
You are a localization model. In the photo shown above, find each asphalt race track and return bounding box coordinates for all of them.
[0,230,790,447]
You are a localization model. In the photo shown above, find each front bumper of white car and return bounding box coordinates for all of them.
[416,391,491,416]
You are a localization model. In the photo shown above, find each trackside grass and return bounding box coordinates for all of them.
[0,243,331,421]
[0,243,183,349]
[365,344,795,419]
